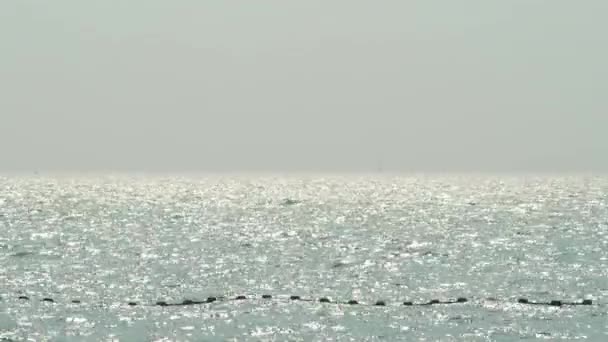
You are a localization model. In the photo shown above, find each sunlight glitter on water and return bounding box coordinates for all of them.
[0,175,607,340]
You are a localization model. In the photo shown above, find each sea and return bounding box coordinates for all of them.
[0,174,607,341]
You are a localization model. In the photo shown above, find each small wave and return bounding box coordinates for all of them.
[281,199,301,206]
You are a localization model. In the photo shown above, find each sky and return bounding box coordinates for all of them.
[1,1,607,172]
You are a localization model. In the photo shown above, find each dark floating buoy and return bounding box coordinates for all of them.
[262,294,272,299]
[375,300,386,306]
[206,297,217,303]
[235,295,247,300]
[290,295,301,301]
[128,302,138,306]
[582,299,593,305]
[42,298,54,303]
[71,300,81,304]
[156,301,168,307]
[403,301,413,306]
[518,298,529,304]
[457,297,468,303]
[18,296,29,300]
[347,300,358,305]
[550,300,562,307]
[319,297,331,303]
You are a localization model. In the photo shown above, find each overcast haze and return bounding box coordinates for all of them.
[1,1,607,172]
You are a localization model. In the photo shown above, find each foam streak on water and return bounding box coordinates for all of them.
[0,175,607,340]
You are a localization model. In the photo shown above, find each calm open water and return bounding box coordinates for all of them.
[1,175,607,341]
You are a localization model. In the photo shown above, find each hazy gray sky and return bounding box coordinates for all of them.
[1,1,607,172]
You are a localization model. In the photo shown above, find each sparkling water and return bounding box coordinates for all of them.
[1,175,607,341]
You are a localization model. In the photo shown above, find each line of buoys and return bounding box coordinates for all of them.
[4,294,596,308]
[518,298,593,307]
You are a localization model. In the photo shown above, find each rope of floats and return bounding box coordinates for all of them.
[9,294,596,308]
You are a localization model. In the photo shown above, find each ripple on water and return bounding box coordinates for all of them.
[0,175,606,340]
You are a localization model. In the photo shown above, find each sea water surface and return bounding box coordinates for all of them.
[0,175,607,341]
